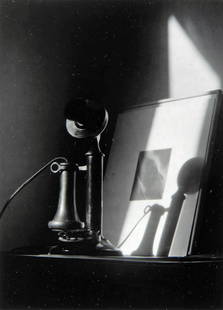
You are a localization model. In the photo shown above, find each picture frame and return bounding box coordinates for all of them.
[103,90,222,257]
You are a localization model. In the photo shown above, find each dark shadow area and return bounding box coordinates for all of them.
[192,102,223,255]
[2,253,223,309]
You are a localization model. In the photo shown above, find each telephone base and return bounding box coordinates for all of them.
[48,236,122,256]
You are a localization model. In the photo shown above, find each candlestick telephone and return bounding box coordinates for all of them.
[0,97,121,256]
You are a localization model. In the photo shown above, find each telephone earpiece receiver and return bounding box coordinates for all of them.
[65,98,108,139]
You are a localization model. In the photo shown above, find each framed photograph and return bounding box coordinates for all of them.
[103,90,222,257]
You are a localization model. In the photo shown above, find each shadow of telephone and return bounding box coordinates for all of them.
[131,157,204,257]
[0,98,121,256]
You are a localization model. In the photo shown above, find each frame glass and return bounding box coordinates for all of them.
[103,90,222,257]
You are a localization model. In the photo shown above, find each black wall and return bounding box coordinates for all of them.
[0,0,168,251]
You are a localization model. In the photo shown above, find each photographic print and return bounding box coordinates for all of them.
[130,149,172,201]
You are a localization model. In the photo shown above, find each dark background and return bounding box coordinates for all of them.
[0,0,223,255]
